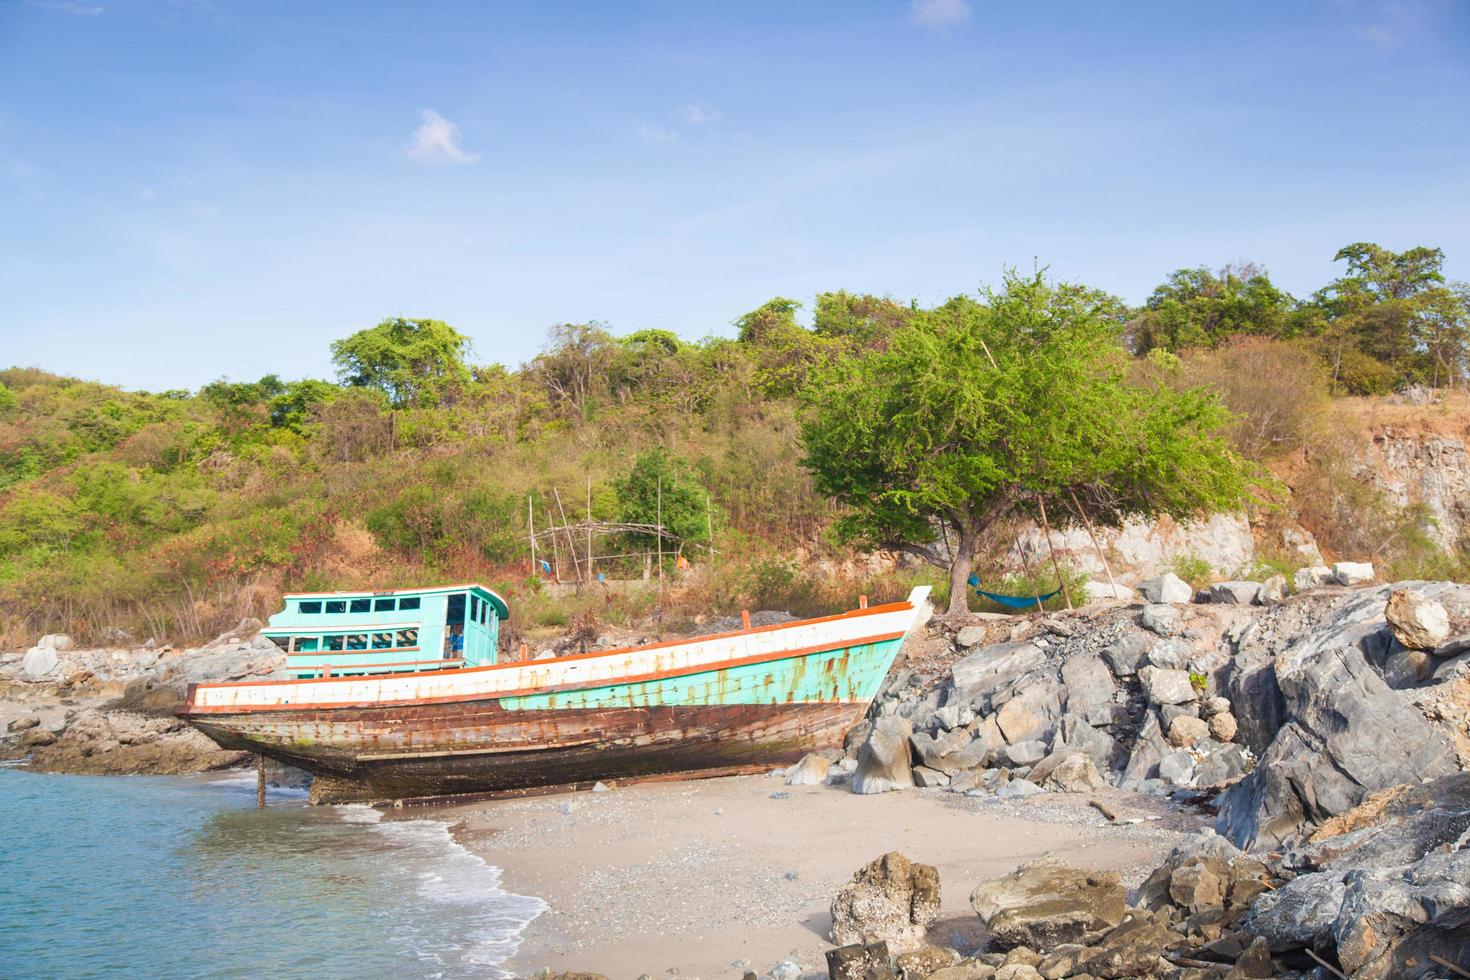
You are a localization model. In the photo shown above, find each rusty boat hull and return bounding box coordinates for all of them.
[181,587,931,802]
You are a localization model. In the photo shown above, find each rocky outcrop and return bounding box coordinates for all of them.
[829,851,941,952]
[23,708,248,775]
[853,717,917,795]
[1217,584,1463,850]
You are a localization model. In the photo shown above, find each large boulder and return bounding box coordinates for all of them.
[969,854,1127,949]
[950,642,1046,698]
[20,646,59,680]
[852,716,916,795]
[1138,573,1192,605]
[785,753,831,786]
[1294,565,1333,591]
[1385,588,1452,650]
[1217,588,1459,850]
[1207,581,1261,605]
[830,851,941,952]
[1333,561,1375,586]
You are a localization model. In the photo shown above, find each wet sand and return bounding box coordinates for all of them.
[442,774,1204,978]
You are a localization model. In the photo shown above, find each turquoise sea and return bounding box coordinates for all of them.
[0,764,545,979]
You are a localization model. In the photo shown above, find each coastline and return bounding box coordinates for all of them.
[441,773,1204,976]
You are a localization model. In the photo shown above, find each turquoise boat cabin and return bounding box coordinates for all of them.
[262,584,510,679]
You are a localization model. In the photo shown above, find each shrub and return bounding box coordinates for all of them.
[1170,554,1213,589]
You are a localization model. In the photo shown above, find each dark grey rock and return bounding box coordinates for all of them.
[1101,633,1150,677]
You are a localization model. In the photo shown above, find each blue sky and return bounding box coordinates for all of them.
[2,0,1467,391]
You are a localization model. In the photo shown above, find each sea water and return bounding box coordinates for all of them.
[0,765,545,979]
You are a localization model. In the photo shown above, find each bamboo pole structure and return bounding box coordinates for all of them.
[1036,494,1074,610]
[586,476,594,582]
[1014,528,1047,614]
[553,487,580,584]
[656,476,664,605]
[1068,487,1118,593]
[528,495,537,575]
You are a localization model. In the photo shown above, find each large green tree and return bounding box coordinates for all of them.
[1127,263,1300,354]
[802,271,1254,615]
[330,317,471,407]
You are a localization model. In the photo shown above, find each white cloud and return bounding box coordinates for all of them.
[25,0,105,14]
[909,0,971,29]
[680,101,722,126]
[406,109,479,165]
[634,122,679,143]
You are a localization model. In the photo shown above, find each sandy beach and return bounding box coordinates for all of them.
[440,774,1207,978]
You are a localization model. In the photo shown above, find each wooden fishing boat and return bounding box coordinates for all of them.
[179,583,932,802]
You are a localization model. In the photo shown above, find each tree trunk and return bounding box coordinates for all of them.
[946,523,977,617]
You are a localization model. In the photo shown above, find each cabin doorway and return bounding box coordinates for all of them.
[445,592,466,659]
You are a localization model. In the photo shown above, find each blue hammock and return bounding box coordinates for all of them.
[967,574,1059,609]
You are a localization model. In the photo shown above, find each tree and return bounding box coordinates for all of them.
[813,291,914,347]
[330,317,471,407]
[734,297,832,396]
[1126,264,1299,354]
[268,379,339,432]
[614,448,712,557]
[802,271,1254,615]
[528,321,618,418]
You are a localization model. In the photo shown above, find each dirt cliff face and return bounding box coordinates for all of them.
[1357,419,1470,552]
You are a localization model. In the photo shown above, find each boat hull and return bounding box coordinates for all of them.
[192,699,863,803]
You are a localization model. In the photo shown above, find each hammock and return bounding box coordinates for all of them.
[967,574,1059,609]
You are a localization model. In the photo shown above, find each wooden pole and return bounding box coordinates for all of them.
[528,495,537,577]
[553,487,579,584]
[256,753,266,808]
[586,476,594,583]
[1068,487,1118,594]
[1036,494,1073,610]
[656,476,664,607]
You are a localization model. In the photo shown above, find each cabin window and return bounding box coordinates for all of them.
[397,629,419,648]
[325,600,347,614]
[269,635,290,651]
[373,598,396,612]
[291,636,319,652]
[325,636,345,651]
[470,596,480,624]
[346,634,368,651]
[350,598,371,613]
[372,632,393,649]
[399,596,421,611]
[299,601,322,614]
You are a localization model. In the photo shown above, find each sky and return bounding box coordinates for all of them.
[1,0,1468,391]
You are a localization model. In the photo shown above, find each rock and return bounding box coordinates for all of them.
[995,698,1043,745]
[1138,666,1196,705]
[1101,634,1150,677]
[955,625,989,649]
[895,946,961,979]
[992,966,1041,980]
[7,716,40,733]
[769,959,801,980]
[912,766,950,788]
[1060,655,1116,719]
[1043,754,1103,793]
[1073,913,1175,979]
[1138,572,1192,604]
[1257,575,1287,606]
[1144,639,1191,670]
[19,727,58,748]
[1034,944,1086,980]
[1217,589,1459,850]
[1083,581,1136,602]
[951,642,1046,698]
[1224,936,1273,979]
[1001,947,1041,968]
[1385,588,1452,650]
[786,753,832,786]
[1332,560,1375,585]
[827,942,891,980]
[1195,743,1248,786]
[995,778,1044,799]
[1200,696,1231,718]
[1139,604,1181,637]
[933,704,965,731]
[934,739,991,775]
[1004,740,1047,767]
[1168,860,1227,912]
[37,633,75,650]
[972,855,1126,951]
[1293,565,1333,591]
[853,717,917,795]
[1207,581,1261,605]
[926,962,998,980]
[25,708,248,776]
[1158,749,1195,785]
[1167,715,1209,748]
[21,646,59,680]
[1207,712,1237,743]
[830,852,941,953]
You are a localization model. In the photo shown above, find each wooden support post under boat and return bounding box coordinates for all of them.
[256,753,266,808]
[1036,494,1073,610]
